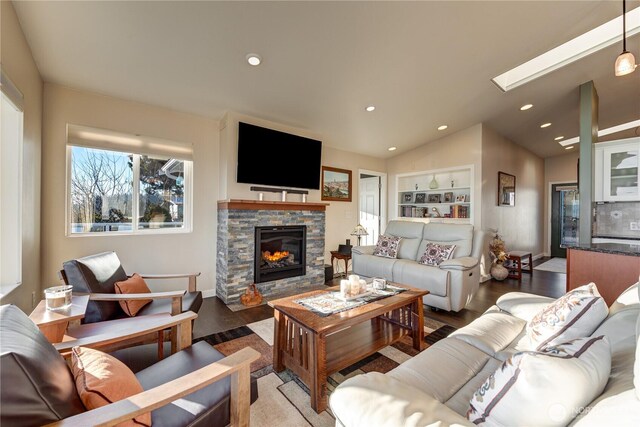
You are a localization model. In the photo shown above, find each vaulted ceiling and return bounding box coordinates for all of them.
[12,1,640,158]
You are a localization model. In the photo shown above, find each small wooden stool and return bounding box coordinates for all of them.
[506,251,533,280]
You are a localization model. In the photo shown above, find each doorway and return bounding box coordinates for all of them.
[550,183,579,258]
[358,170,386,246]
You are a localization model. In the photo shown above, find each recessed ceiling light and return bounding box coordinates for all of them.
[540,122,552,128]
[246,53,262,66]
[554,136,564,141]
[366,106,375,112]
[388,146,397,151]
[492,7,640,91]
[437,125,448,131]
[520,104,533,111]
[565,146,575,150]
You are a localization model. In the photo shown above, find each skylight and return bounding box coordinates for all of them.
[492,7,640,92]
[559,119,640,147]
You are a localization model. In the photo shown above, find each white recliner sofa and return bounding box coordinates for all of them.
[330,282,640,426]
[352,221,490,311]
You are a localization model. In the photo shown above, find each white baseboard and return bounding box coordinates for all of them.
[202,289,216,299]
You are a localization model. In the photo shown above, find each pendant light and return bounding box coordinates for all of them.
[615,0,637,76]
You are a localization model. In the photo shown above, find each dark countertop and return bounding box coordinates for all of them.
[592,235,640,241]
[564,242,640,257]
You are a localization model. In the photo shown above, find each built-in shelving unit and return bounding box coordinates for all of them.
[395,165,474,225]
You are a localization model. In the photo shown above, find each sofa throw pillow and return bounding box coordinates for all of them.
[526,282,608,350]
[71,346,152,426]
[114,273,153,317]
[419,243,456,266]
[467,336,611,427]
[373,235,401,259]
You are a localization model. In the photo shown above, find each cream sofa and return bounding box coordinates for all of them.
[352,221,490,311]
[331,282,640,426]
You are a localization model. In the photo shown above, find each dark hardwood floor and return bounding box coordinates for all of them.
[193,257,565,338]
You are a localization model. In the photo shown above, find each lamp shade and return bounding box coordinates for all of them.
[615,51,637,76]
[350,224,368,237]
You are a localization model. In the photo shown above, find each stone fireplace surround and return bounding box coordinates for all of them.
[216,200,327,306]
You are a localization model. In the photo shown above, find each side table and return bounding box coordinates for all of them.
[330,251,351,278]
[29,295,90,343]
[506,251,533,280]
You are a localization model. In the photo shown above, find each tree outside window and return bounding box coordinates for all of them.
[70,146,190,234]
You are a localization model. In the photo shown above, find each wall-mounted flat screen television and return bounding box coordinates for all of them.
[237,122,322,190]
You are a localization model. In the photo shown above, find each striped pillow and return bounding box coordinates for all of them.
[467,336,611,426]
[526,282,608,350]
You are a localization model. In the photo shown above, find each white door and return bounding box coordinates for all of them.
[359,176,380,246]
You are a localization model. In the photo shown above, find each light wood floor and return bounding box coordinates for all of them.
[193,257,565,338]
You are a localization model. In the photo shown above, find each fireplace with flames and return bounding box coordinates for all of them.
[254,225,306,283]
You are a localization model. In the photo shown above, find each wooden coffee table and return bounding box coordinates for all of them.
[268,283,428,412]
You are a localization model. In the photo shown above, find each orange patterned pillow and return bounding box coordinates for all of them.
[71,346,151,426]
[114,273,152,316]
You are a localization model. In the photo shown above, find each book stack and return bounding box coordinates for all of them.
[400,206,426,218]
[450,205,469,218]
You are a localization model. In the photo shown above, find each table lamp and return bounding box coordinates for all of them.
[350,224,369,246]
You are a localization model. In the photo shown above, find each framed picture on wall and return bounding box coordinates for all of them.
[321,166,352,202]
[498,171,516,206]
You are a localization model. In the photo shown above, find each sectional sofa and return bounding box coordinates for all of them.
[352,221,490,311]
[330,282,640,426]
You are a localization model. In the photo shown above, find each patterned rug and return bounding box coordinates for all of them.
[194,316,456,426]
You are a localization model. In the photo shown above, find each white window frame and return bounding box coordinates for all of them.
[66,146,193,237]
[0,83,24,296]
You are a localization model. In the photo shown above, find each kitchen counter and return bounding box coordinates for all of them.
[566,244,640,305]
[564,242,640,257]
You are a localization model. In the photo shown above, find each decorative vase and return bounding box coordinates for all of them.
[490,263,509,281]
[429,175,439,189]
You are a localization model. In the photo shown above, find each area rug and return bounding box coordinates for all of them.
[194,316,456,427]
[533,257,566,274]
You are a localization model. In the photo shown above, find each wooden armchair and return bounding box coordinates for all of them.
[2,305,260,427]
[59,251,202,323]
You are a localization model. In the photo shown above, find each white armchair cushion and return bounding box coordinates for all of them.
[526,283,608,350]
[351,245,375,256]
[467,336,611,427]
[331,372,473,427]
[439,257,479,271]
[496,292,555,322]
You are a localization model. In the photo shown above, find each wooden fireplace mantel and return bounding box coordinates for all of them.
[217,199,329,212]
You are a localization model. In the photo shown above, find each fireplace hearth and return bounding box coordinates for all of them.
[255,225,306,283]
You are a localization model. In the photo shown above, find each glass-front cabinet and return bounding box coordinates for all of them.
[595,138,640,202]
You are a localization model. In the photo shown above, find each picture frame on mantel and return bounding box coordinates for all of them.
[321,166,352,202]
[498,171,516,206]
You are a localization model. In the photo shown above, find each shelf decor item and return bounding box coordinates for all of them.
[429,175,439,189]
[444,192,454,202]
[322,166,352,202]
[403,193,413,202]
[414,193,426,203]
[427,193,441,203]
[498,171,516,206]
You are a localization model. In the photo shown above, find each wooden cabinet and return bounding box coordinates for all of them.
[595,138,640,202]
[395,165,474,225]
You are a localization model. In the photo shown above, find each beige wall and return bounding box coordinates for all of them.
[41,84,219,295]
[219,112,386,273]
[385,124,483,227]
[0,1,43,311]
[481,124,544,256]
[543,151,579,254]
